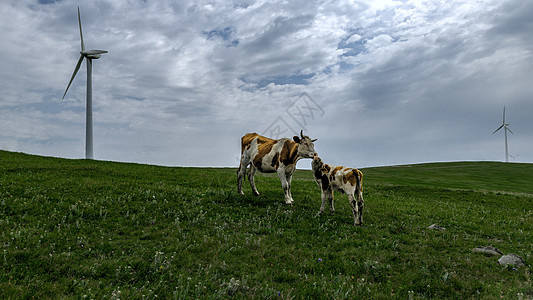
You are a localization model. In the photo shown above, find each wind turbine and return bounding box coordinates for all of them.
[509,154,520,162]
[62,7,108,159]
[492,106,513,163]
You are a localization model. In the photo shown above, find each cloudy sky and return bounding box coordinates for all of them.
[1,0,532,168]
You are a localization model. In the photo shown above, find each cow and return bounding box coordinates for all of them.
[238,130,317,205]
[311,155,364,226]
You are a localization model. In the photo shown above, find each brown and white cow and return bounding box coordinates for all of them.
[311,155,364,226]
[238,131,317,204]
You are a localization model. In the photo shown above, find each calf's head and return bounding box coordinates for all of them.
[293,130,318,159]
[311,155,323,171]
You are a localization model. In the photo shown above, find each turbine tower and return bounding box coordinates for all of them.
[492,106,513,163]
[62,7,108,159]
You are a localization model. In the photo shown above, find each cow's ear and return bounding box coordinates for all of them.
[311,139,317,142]
[293,136,301,143]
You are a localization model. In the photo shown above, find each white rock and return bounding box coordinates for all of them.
[472,246,503,256]
[498,254,525,267]
[427,224,445,230]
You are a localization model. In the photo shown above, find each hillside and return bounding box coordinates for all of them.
[363,161,533,195]
[0,150,531,298]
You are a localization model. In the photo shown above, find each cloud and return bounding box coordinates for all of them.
[0,0,532,167]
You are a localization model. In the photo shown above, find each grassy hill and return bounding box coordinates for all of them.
[0,150,531,299]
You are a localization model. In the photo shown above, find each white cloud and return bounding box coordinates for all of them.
[0,0,532,167]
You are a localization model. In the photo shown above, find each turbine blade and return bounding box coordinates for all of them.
[78,7,85,51]
[492,125,504,134]
[82,49,109,55]
[62,55,84,99]
[503,106,506,123]
[506,126,513,134]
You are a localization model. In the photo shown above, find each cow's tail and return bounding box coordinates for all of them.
[240,135,246,155]
[238,136,244,183]
[356,170,363,201]
[238,135,249,184]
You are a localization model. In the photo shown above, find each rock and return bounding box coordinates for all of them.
[427,224,445,230]
[498,254,525,267]
[472,246,503,256]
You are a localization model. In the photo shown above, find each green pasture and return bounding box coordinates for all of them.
[0,150,531,298]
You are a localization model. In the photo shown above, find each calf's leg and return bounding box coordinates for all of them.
[348,194,361,226]
[357,190,364,225]
[317,189,327,215]
[328,191,335,214]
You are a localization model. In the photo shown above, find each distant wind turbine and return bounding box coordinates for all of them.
[509,154,520,162]
[62,7,108,159]
[492,106,513,163]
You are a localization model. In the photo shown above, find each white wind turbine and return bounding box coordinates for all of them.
[492,106,513,163]
[62,7,108,159]
[509,154,520,162]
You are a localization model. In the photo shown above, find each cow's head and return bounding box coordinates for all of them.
[293,130,317,159]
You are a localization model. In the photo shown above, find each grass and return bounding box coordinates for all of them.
[0,150,531,299]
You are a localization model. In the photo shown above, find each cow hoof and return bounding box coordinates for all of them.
[238,191,244,196]
[253,192,260,196]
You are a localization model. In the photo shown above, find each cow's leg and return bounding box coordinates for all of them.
[278,170,293,205]
[286,173,294,204]
[348,193,360,226]
[248,165,260,196]
[237,155,250,195]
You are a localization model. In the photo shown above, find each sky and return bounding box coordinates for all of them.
[1,0,532,168]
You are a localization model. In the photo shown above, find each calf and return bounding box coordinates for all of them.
[238,130,317,204]
[311,155,364,226]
